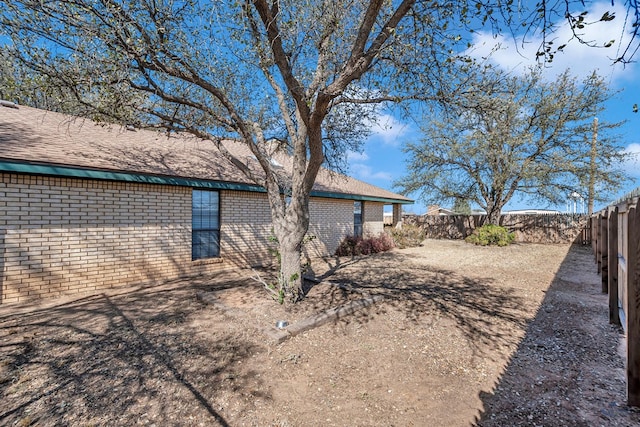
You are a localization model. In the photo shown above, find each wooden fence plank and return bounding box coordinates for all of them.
[609,207,620,326]
[601,211,609,293]
[592,216,597,259]
[582,218,592,245]
[627,203,640,407]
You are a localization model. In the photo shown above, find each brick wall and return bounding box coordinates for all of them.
[308,198,353,257]
[220,190,273,267]
[220,194,355,263]
[0,173,199,304]
[363,201,384,237]
[1,173,380,304]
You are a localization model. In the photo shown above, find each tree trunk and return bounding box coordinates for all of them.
[278,239,304,303]
[486,204,502,225]
[271,206,309,303]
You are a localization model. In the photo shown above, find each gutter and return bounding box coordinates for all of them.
[0,159,413,205]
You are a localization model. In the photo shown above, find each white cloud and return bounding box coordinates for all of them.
[623,143,640,176]
[349,163,393,181]
[369,114,409,146]
[346,150,369,162]
[468,1,638,83]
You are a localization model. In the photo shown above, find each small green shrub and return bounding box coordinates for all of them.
[335,233,395,257]
[390,224,425,249]
[465,224,515,246]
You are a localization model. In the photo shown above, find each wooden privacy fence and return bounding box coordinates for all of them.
[591,199,640,407]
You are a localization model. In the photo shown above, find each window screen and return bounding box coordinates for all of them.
[192,190,220,260]
[354,201,363,237]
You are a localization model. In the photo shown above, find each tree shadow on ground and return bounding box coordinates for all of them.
[472,244,640,426]
[247,260,373,319]
[5,244,632,426]
[0,271,263,427]
[310,251,530,359]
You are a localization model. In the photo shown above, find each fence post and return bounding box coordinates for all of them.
[609,206,620,326]
[597,214,603,274]
[591,216,597,257]
[582,214,591,245]
[627,203,640,407]
[601,211,609,293]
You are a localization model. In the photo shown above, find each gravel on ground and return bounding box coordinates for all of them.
[1,240,638,426]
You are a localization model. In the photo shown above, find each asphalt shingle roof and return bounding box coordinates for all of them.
[0,104,412,204]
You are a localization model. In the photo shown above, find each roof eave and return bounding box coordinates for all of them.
[0,159,414,204]
[0,159,266,192]
[310,190,413,205]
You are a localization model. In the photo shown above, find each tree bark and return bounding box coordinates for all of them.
[486,204,502,225]
[270,196,310,302]
[279,240,304,302]
[272,221,307,302]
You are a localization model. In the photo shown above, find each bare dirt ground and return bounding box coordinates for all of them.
[1,240,639,426]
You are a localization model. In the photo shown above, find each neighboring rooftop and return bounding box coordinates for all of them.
[0,104,412,204]
[503,209,563,215]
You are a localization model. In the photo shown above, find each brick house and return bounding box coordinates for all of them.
[0,104,412,304]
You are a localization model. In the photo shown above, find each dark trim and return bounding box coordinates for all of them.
[0,159,414,205]
[0,159,266,192]
[310,190,413,205]
[191,189,221,260]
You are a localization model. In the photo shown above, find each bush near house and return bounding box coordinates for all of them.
[390,223,426,248]
[465,224,515,246]
[335,233,395,256]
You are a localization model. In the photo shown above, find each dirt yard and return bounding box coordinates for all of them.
[1,240,639,426]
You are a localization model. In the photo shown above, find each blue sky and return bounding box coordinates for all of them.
[348,1,640,214]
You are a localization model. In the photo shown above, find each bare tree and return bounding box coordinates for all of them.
[396,67,628,225]
[0,1,636,300]
[0,0,445,301]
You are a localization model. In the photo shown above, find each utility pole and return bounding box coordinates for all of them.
[587,117,598,215]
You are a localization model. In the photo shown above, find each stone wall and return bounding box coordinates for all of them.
[404,213,589,244]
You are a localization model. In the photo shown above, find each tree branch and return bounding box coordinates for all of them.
[251,0,311,125]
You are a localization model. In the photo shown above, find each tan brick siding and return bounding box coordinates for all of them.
[307,198,353,257]
[0,174,201,304]
[220,195,355,264]
[1,173,386,304]
[220,190,274,267]
[364,202,384,237]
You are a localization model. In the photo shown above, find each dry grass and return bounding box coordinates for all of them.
[0,240,637,426]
